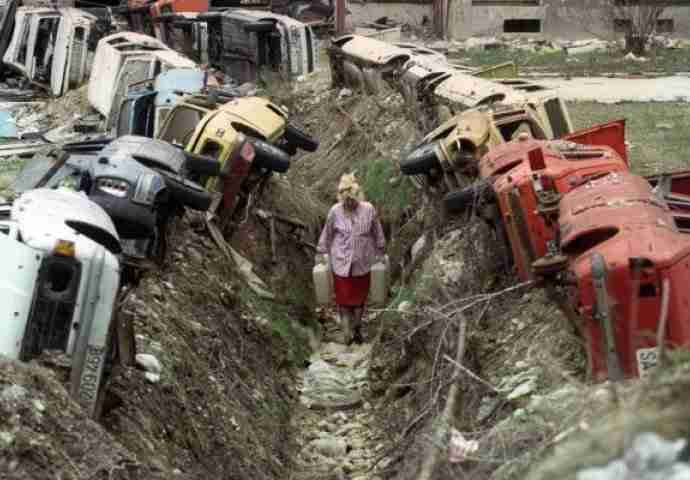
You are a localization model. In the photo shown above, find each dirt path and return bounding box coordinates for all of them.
[291,315,389,480]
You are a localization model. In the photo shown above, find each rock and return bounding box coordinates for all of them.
[338,88,353,99]
[397,301,413,314]
[310,436,348,458]
[577,432,690,480]
[507,378,537,400]
[411,235,427,265]
[624,52,648,62]
[1,385,28,412]
[0,431,14,447]
[32,399,46,412]
[429,40,449,50]
[136,354,162,374]
[144,372,161,384]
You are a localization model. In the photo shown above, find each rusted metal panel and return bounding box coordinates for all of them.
[564,119,627,165]
[481,135,629,281]
[432,72,513,110]
[560,171,690,380]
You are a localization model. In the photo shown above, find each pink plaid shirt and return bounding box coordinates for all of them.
[317,201,386,277]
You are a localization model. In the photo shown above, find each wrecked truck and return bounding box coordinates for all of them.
[87,31,196,130]
[558,171,690,381]
[198,9,318,83]
[442,121,629,282]
[4,7,96,96]
[116,68,218,138]
[400,97,574,192]
[161,95,318,225]
[0,188,122,419]
[9,137,215,267]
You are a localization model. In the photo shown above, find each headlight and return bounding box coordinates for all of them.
[96,178,129,197]
[132,173,164,205]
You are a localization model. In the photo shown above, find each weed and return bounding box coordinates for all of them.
[361,157,415,223]
[455,46,690,76]
[239,283,314,367]
[568,101,690,174]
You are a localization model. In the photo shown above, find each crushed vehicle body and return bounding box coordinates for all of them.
[198,9,318,83]
[169,95,318,224]
[558,171,690,381]
[4,7,96,95]
[88,31,196,127]
[0,188,121,418]
[9,138,214,265]
[154,12,209,64]
[0,0,17,72]
[328,34,411,93]
[399,98,575,192]
[456,122,629,281]
[116,68,218,138]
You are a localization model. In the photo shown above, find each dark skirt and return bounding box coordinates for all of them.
[333,273,371,306]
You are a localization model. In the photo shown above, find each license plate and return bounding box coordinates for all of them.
[636,347,659,378]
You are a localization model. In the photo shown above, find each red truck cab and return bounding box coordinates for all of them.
[478,121,629,281]
[559,171,690,380]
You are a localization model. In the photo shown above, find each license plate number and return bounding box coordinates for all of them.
[636,347,659,378]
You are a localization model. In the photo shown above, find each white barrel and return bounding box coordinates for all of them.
[313,255,333,305]
[369,255,389,306]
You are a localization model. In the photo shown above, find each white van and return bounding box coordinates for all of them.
[88,31,196,128]
[3,7,96,96]
[0,188,122,419]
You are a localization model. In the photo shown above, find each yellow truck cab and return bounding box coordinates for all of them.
[158,94,318,223]
[400,97,573,192]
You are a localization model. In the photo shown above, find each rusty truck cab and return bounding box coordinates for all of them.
[559,171,690,381]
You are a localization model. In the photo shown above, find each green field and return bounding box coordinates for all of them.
[454,46,690,76]
[568,101,690,175]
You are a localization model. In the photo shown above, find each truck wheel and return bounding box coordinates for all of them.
[183,152,221,177]
[400,141,441,175]
[244,21,274,33]
[250,138,291,173]
[163,173,213,211]
[285,124,319,152]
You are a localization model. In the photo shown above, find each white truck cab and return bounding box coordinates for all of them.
[0,188,122,418]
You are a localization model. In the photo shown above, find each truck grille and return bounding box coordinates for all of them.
[20,256,81,361]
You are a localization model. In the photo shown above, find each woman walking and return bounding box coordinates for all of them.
[317,174,386,344]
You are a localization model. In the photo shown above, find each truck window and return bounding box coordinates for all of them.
[199,140,222,160]
[159,106,204,145]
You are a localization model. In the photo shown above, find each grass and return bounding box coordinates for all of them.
[453,46,690,76]
[240,282,316,367]
[568,101,690,175]
[361,156,415,223]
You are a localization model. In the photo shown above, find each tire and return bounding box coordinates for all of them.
[400,141,441,175]
[250,138,291,173]
[183,152,221,177]
[443,179,493,215]
[285,123,319,152]
[244,21,274,33]
[163,173,213,211]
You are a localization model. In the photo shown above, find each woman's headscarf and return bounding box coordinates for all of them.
[337,173,365,203]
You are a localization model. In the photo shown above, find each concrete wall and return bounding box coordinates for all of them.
[350,0,690,39]
[446,0,690,39]
[348,2,432,29]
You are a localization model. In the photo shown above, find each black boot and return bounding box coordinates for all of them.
[351,307,364,344]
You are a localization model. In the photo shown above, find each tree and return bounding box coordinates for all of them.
[559,0,670,55]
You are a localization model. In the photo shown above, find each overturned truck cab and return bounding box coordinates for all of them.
[0,188,122,419]
[4,7,96,96]
[198,9,318,83]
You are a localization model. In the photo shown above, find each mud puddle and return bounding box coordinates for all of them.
[291,314,390,480]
